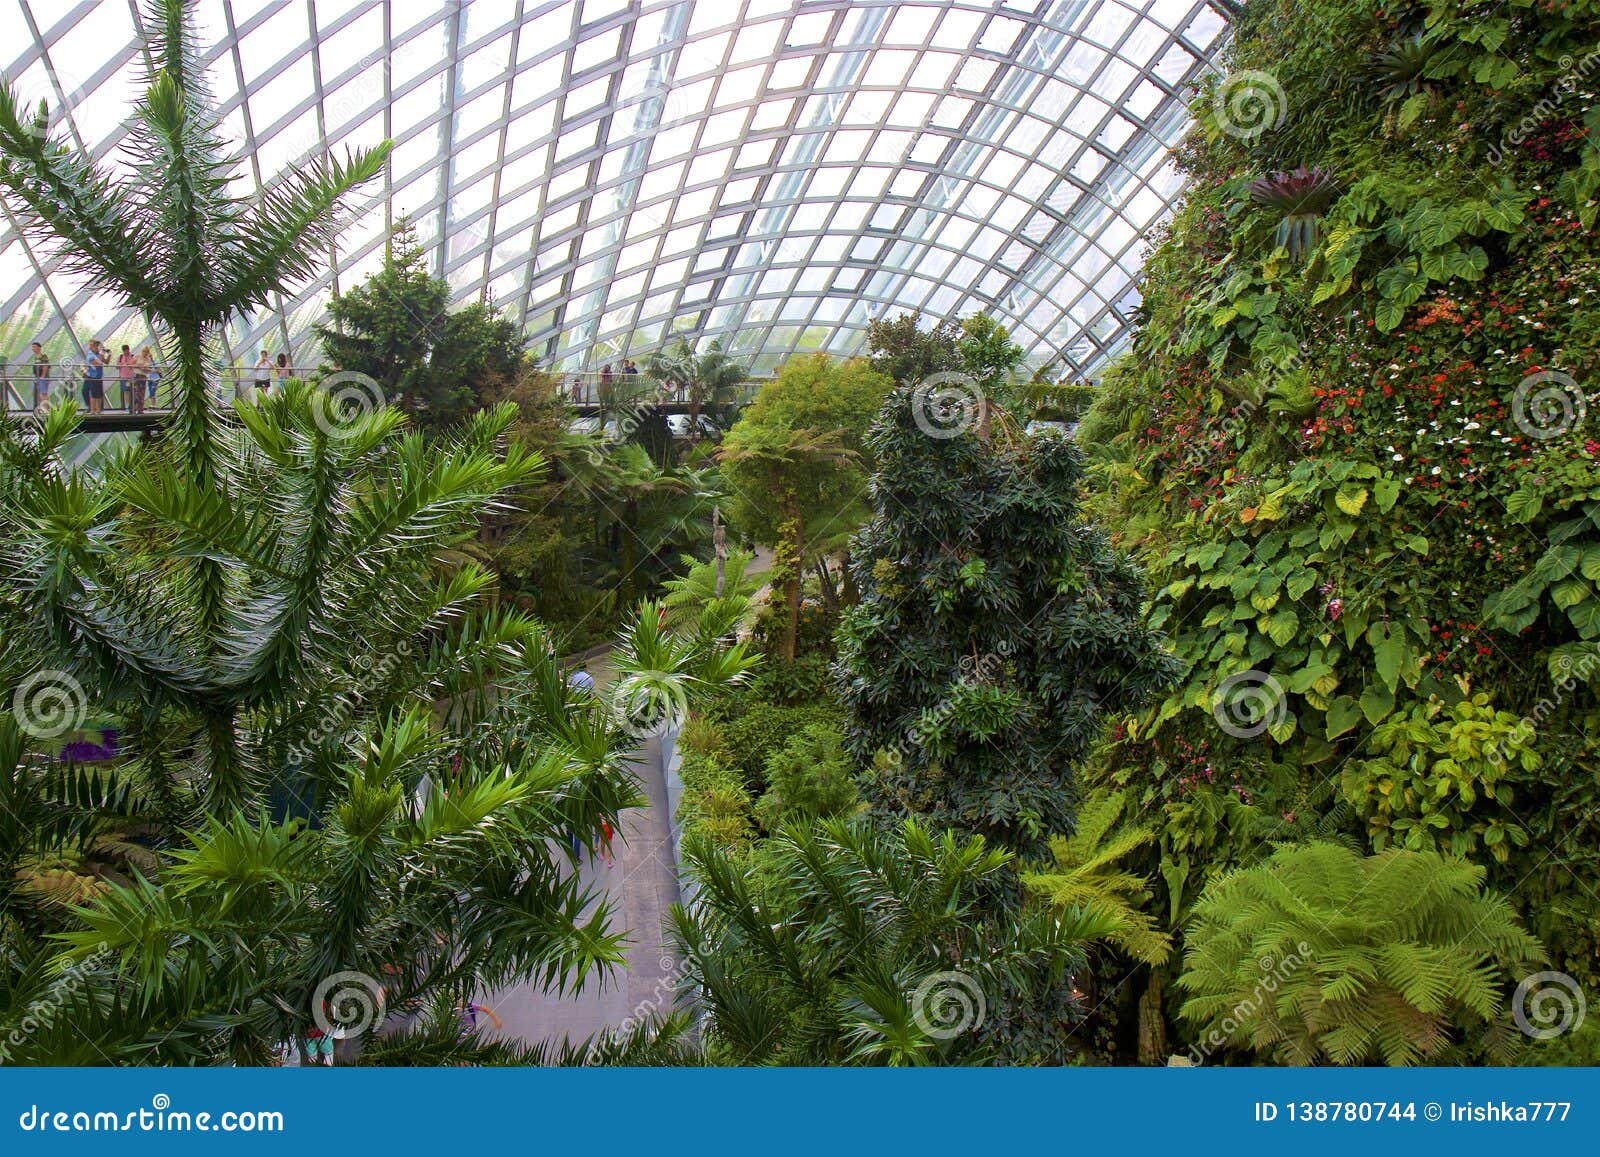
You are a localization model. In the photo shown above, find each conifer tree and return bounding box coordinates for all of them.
[835,385,1179,858]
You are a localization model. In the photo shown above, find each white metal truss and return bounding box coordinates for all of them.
[0,0,1230,377]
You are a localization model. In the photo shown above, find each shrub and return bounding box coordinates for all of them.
[676,752,755,854]
[754,722,858,831]
[720,701,844,790]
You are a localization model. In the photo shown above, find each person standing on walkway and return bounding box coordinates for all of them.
[82,340,106,414]
[30,342,49,411]
[275,351,292,387]
[130,346,152,414]
[143,350,160,405]
[115,344,135,410]
[253,349,272,397]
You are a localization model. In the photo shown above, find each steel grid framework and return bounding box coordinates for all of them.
[0,0,1230,377]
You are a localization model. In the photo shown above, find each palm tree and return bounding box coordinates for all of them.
[0,0,759,1065]
[668,818,1117,1065]
[0,0,391,793]
[646,337,749,437]
[0,0,388,492]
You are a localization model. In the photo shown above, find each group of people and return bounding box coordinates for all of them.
[569,359,641,404]
[17,341,302,414]
[26,339,163,414]
[238,350,294,400]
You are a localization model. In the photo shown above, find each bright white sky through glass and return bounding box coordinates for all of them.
[0,0,1228,376]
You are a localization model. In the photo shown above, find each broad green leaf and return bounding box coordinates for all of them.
[1334,484,1368,516]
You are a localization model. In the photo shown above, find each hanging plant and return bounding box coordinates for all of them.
[1248,166,1340,261]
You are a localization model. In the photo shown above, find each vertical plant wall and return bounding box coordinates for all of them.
[1082,0,1600,1013]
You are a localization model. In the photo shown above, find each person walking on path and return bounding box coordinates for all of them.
[82,340,106,414]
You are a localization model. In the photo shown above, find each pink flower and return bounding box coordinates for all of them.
[1326,597,1343,621]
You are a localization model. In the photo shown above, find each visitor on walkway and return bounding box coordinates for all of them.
[130,346,152,414]
[30,342,49,411]
[598,818,615,869]
[82,340,106,414]
[275,352,292,386]
[254,350,272,396]
[599,364,614,408]
[116,344,135,409]
[144,351,160,405]
[567,665,595,695]
[623,358,639,376]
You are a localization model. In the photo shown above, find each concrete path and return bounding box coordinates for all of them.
[480,732,683,1052]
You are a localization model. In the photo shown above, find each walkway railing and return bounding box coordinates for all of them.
[2,362,317,414]
[0,362,761,415]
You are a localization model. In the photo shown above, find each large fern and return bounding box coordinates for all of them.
[1022,790,1171,965]
[1177,842,1544,1065]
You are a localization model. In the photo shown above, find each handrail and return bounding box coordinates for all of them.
[0,360,761,414]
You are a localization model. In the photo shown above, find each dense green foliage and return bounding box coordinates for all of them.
[1178,843,1544,1066]
[837,385,1179,858]
[315,222,524,432]
[671,819,1114,1065]
[1078,0,1600,1061]
[0,1,756,1066]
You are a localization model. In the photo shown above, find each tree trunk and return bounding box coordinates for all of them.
[840,549,860,606]
[1136,968,1170,1066]
[815,558,838,616]
[780,512,803,662]
[712,506,727,597]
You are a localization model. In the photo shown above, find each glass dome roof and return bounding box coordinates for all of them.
[0,0,1229,376]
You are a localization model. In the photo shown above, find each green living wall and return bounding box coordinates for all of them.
[1083,0,1600,1055]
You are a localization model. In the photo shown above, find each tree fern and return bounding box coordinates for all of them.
[1022,789,1171,964]
[1177,842,1544,1065]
